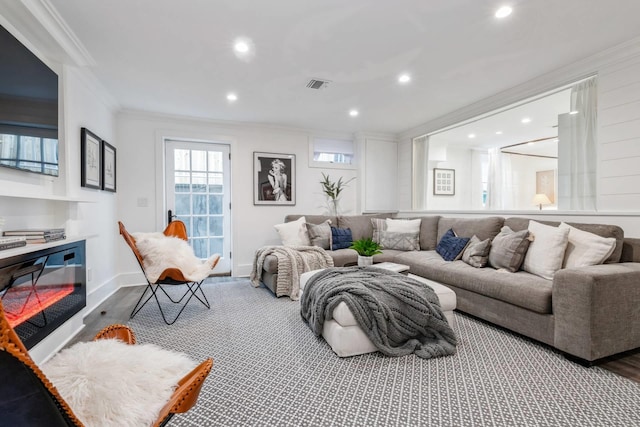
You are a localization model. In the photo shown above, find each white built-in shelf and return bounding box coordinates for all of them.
[0,235,93,260]
[0,193,96,203]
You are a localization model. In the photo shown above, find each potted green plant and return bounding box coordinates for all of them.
[320,172,355,215]
[349,237,382,266]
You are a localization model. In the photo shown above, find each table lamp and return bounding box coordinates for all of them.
[532,193,551,210]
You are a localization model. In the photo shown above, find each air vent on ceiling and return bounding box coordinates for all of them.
[306,78,331,90]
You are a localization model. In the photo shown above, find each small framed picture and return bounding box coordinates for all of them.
[433,168,455,195]
[102,140,116,192]
[254,152,296,205]
[81,127,102,189]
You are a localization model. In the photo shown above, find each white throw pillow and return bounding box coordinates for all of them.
[385,218,421,233]
[523,220,570,280]
[274,216,311,246]
[559,222,617,268]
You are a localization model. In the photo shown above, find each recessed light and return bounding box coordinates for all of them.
[495,6,513,18]
[234,40,249,53]
[569,110,579,115]
[226,93,237,101]
[521,117,531,124]
[468,133,476,139]
[398,74,411,84]
[349,109,359,117]
[495,131,503,135]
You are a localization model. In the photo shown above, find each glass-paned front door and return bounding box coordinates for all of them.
[165,140,231,274]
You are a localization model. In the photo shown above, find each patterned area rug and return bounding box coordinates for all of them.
[128,279,640,427]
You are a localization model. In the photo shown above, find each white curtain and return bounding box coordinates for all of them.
[565,78,597,210]
[486,148,514,210]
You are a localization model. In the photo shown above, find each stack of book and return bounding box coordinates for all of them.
[3,228,66,244]
[0,236,27,251]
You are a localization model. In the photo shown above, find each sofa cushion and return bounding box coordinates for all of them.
[394,250,552,314]
[285,214,337,225]
[274,216,310,246]
[436,229,470,261]
[305,220,332,250]
[329,248,358,267]
[488,226,531,272]
[523,220,570,280]
[417,215,441,251]
[436,217,504,242]
[331,227,353,250]
[504,217,623,263]
[559,222,617,268]
[338,213,391,241]
[386,218,422,233]
[461,236,491,268]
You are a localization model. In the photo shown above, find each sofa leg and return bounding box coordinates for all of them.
[563,353,593,367]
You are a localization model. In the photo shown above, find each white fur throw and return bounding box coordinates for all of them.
[42,339,197,427]
[133,232,219,283]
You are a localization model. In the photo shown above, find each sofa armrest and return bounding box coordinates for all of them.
[552,263,640,361]
[621,238,640,262]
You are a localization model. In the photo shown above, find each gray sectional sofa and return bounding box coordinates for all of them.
[258,213,640,363]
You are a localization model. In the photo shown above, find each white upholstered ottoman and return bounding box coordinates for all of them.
[299,268,457,357]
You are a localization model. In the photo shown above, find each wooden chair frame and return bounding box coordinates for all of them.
[118,221,214,325]
[0,301,213,426]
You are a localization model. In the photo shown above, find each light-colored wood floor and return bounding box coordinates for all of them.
[74,280,640,383]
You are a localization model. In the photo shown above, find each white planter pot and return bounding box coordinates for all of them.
[357,255,374,267]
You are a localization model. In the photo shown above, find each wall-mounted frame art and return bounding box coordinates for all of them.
[81,127,102,189]
[536,169,555,203]
[254,152,296,205]
[433,168,455,196]
[102,140,116,192]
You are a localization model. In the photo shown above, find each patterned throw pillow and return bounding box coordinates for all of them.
[305,220,332,250]
[461,235,491,268]
[371,218,387,244]
[436,229,470,261]
[379,231,420,251]
[331,227,353,250]
[488,226,531,272]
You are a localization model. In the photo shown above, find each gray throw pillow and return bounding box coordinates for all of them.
[488,226,531,272]
[305,220,332,250]
[462,235,491,268]
[380,230,420,251]
[371,218,387,244]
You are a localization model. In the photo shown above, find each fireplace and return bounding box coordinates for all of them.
[0,241,86,349]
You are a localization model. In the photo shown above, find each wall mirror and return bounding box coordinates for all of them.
[413,77,597,212]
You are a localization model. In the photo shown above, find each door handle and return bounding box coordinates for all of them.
[167,209,177,225]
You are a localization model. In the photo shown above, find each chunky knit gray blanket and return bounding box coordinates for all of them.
[300,266,457,359]
[251,246,334,300]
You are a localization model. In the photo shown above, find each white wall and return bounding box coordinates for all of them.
[116,112,365,278]
[509,155,558,210]
[426,147,472,210]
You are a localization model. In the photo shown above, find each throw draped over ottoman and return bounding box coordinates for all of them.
[300,266,457,359]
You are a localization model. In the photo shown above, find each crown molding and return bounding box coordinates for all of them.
[19,0,95,67]
[398,36,640,141]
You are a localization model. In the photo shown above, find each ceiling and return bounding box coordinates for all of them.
[44,0,640,134]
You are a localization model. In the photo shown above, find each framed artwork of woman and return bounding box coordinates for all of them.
[254,152,295,205]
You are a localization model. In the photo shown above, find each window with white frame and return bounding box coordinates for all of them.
[309,137,355,169]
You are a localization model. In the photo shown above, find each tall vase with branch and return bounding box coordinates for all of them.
[320,172,355,216]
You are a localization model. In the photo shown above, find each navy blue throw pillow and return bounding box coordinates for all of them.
[331,227,353,250]
[436,229,470,261]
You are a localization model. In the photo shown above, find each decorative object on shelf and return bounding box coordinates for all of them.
[81,128,102,190]
[320,172,355,215]
[3,228,66,244]
[532,193,552,210]
[536,169,555,203]
[254,152,296,205]
[433,168,455,196]
[102,140,116,192]
[349,237,382,267]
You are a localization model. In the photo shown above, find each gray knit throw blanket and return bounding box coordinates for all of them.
[300,266,457,359]
[250,246,334,300]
